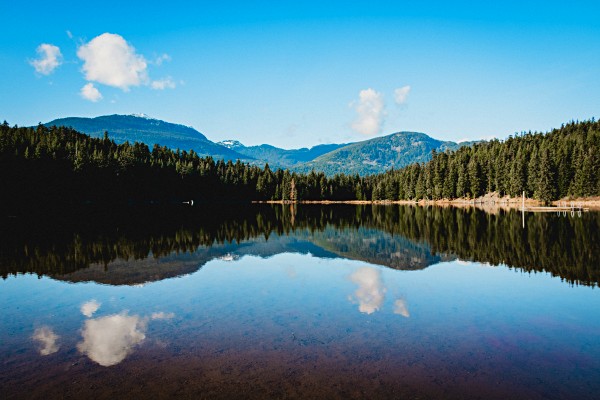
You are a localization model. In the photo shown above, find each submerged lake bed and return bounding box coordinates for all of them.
[1,205,599,399]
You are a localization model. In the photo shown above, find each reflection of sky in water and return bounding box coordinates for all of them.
[78,312,148,366]
[349,267,386,314]
[393,299,410,317]
[1,252,600,398]
[32,308,177,367]
[80,299,101,317]
[32,326,60,355]
[29,295,176,367]
[151,311,175,320]
[349,266,410,316]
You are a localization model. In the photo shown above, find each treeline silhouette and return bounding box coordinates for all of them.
[1,205,598,286]
[1,119,599,210]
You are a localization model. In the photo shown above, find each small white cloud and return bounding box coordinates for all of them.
[77,33,148,91]
[351,88,385,136]
[81,300,101,317]
[394,85,411,105]
[151,311,175,320]
[393,298,410,317]
[66,30,73,39]
[154,53,171,66]
[80,83,103,102]
[32,326,60,355]
[151,77,176,90]
[30,44,62,75]
[77,312,146,367]
[349,267,386,314]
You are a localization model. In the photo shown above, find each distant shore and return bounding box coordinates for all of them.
[254,194,600,210]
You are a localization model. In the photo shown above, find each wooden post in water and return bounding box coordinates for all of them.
[522,191,525,229]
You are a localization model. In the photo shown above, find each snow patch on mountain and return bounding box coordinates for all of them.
[130,113,152,119]
[218,140,244,149]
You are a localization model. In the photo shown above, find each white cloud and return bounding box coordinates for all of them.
[30,44,62,75]
[80,300,101,317]
[394,85,411,105]
[77,33,148,91]
[66,30,73,39]
[393,298,410,318]
[77,312,146,366]
[154,53,171,66]
[351,88,385,136]
[349,267,386,314]
[80,83,103,102]
[32,326,60,355]
[151,77,176,90]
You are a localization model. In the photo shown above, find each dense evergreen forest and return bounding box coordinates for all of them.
[2,205,598,286]
[372,119,600,202]
[1,119,599,211]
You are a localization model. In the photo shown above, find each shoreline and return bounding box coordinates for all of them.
[253,195,600,210]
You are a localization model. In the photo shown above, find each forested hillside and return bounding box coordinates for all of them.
[371,119,600,202]
[1,119,598,213]
[299,131,466,176]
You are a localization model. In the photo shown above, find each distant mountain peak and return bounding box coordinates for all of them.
[299,130,468,176]
[218,139,245,149]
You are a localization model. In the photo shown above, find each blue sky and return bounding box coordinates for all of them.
[1,1,599,148]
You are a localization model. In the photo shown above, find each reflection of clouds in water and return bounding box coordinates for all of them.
[393,299,410,318]
[349,267,386,314]
[80,299,101,317]
[77,312,147,366]
[32,326,60,355]
[151,311,175,320]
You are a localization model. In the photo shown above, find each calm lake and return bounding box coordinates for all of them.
[1,205,599,399]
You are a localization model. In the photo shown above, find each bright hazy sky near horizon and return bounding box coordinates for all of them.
[1,1,599,148]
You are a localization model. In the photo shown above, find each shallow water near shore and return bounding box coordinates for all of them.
[1,205,599,399]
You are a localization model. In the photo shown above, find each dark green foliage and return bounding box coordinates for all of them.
[508,148,526,197]
[374,120,600,202]
[535,147,557,203]
[1,119,599,212]
[0,123,371,212]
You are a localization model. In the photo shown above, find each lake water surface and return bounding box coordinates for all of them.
[1,205,599,399]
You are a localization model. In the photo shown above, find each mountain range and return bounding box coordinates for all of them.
[45,114,244,161]
[45,114,472,175]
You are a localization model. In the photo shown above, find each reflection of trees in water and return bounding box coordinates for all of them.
[1,205,598,286]
[415,207,600,287]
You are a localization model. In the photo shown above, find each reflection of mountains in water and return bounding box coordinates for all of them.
[50,235,341,285]
[1,204,598,286]
[51,228,443,285]
[308,227,453,270]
